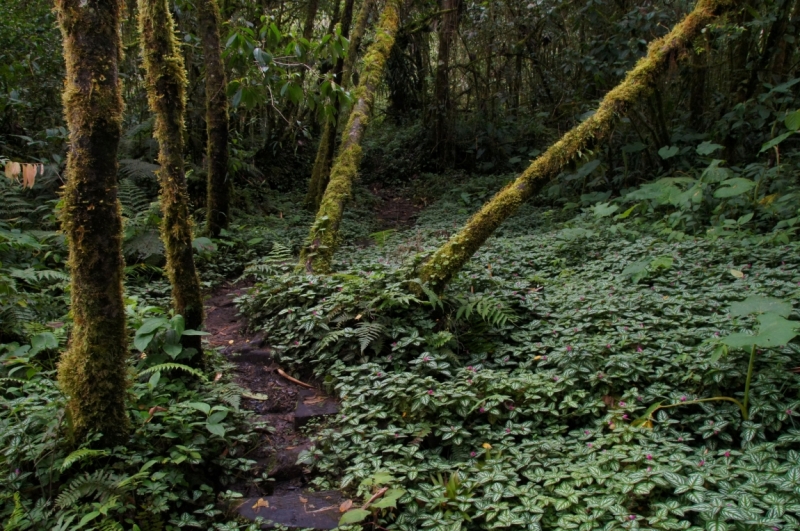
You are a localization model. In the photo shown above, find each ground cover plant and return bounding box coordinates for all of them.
[240,177,800,530]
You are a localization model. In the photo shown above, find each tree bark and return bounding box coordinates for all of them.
[197,0,231,237]
[298,0,402,274]
[56,0,130,444]
[417,0,742,293]
[139,0,205,362]
[305,0,375,210]
[304,0,358,210]
[432,0,461,166]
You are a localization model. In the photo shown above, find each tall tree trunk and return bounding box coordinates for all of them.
[139,0,205,362]
[56,0,129,444]
[298,0,402,274]
[197,0,231,237]
[417,0,742,293]
[304,0,358,210]
[432,0,461,167]
[743,0,794,100]
[303,0,321,40]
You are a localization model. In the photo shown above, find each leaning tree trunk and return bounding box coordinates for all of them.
[305,0,374,210]
[56,0,130,444]
[417,0,741,293]
[139,0,205,362]
[298,0,402,273]
[197,0,231,237]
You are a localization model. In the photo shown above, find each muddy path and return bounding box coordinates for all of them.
[205,282,343,529]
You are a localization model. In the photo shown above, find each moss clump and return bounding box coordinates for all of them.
[417,0,740,293]
[56,0,130,444]
[198,0,231,237]
[138,0,205,362]
[298,0,402,273]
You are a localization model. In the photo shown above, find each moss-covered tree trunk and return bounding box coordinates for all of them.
[197,0,231,237]
[139,0,205,361]
[298,0,401,273]
[305,0,373,210]
[417,0,741,293]
[56,0,130,444]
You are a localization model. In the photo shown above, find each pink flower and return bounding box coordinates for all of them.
[724,451,730,457]
[479,407,486,413]
[629,515,636,521]
[646,454,652,460]
[587,443,593,447]
[619,401,626,407]
[637,345,643,353]
[566,345,573,352]
[553,376,559,381]
[680,395,687,402]
[584,430,590,435]
[427,389,434,395]
[622,414,629,420]
[470,451,477,457]
[505,428,511,433]
[698,460,705,467]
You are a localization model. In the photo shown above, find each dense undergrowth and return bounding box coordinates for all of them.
[239,161,800,529]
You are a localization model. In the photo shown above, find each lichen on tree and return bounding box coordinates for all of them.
[138,0,205,362]
[298,0,402,274]
[55,0,130,444]
[417,0,741,293]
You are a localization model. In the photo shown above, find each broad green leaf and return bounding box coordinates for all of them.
[206,422,226,437]
[615,204,639,220]
[754,312,799,348]
[134,332,156,353]
[208,410,228,424]
[187,402,211,415]
[713,178,755,198]
[163,340,182,358]
[182,329,211,336]
[720,332,758,350]
[592,202,618,218]
[710,344,727,363]
[339,509,371,525]
[30,332,58,355]
[170,314,185,336]
[137,317,168,336]
[658,145,679,159]
[696,141,723,155]
[372,488,406,509]
[760,131,794,153]
[650,256,673,270]
[730,296,791,317]
[786,109,800,131]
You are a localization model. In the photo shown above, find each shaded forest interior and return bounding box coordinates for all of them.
[2,0,800,529]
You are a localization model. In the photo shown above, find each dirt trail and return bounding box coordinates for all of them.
[205,282,342,529]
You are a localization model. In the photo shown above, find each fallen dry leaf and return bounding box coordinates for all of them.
[299,496,308,504]
[214,373,222,381]
[251,498,269,512]
[340,499,353,513]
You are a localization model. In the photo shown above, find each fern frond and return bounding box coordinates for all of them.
[138,363,208,381]
[60,448,109,472]
[118,159,159,184]
[356,321,386,353]
[56,470,120,508]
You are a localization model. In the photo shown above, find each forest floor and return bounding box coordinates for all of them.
[205,281,344,528]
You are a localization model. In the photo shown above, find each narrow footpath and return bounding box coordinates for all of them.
[204,282,343,530]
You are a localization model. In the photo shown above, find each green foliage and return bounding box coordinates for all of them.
[242,181,800,530]
[0,313,262,530]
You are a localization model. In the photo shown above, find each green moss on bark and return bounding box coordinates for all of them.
[198,0,231,237]
[298,0,402,273]
[139,0,205,361]
[417,0,740,293]
[56,0,129,444]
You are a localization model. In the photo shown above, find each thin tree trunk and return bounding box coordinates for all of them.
[139,0,205,362]
[432,0,461,166]
[299,0,402,274]
[198,0,231,237]
[744,0,794,99]
[417,0,741,293]
[304,0,358,210]
[56,0,130,444]
[303,0,321,40]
